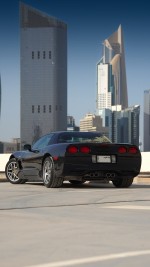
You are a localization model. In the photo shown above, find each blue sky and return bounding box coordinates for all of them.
[0,0,150,144]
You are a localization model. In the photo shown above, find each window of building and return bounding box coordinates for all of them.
[43,105,46,113]
[49,51,51,59]
[49,105,51,113]
[32,51,34,59]
[37,51,40,59]
[43,51,46,59]
[32,105,34,113]
[38,105,40,113]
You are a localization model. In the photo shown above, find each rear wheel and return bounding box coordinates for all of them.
[5,158,26,184]
[42,157,63,188]
[112,177,134,188]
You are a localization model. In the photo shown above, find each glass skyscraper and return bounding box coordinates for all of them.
[20,3,67,147]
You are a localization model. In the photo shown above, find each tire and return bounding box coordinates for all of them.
[5,158,26,184]
[112,177,134,188]
[69,180,85,185]
[42,157,63,188]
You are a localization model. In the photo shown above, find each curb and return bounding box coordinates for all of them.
[0,172,7,182]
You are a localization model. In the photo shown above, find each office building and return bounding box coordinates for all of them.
[20,3,67,146]
[144,89,150,151]
[80,113,109,136]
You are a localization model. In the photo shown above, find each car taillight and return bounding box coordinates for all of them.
[118,146,127,153]
[80,146,90,153]
[129,146,138,154]
[67,146,78,154]
[53,156,59,161]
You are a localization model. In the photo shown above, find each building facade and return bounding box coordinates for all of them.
[144,89,150,151]
[20,3,67,147]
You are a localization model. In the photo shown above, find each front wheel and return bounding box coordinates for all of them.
[42,157,63,188]
[5,158,26,184]
[112,177,134,188]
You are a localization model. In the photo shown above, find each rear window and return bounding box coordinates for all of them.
[57,132,111,144]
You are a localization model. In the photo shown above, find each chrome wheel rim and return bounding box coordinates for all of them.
[43,160,53,184]
[7,161,20,182]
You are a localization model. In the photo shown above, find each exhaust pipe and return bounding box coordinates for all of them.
[106,173,115,178]
[90,172,99,178]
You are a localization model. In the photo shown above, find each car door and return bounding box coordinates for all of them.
[21,134,54,177]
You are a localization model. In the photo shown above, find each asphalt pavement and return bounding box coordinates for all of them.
[0,181,150,267]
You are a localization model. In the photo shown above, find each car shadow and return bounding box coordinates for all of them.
[62,182,150,189]
[26,181,150,189]
[62,181,114,189]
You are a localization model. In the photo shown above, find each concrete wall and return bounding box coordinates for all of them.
[0,154,11,172]
[0,152,150,173]
[140,152,150,172]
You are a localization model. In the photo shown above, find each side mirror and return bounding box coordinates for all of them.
[24,144,32,151]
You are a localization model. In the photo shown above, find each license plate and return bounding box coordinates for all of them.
[97,155,111,163]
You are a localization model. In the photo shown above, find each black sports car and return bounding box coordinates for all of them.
[5,131,141,188]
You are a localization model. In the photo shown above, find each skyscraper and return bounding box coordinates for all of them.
[144,89,150,151]
[20,3,67,146]
[0,76,1,117]
[97,25,128,113]
[96,26,140,145]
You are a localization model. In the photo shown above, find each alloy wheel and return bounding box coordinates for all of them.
[43,159,53,185]
[7,161,20,182]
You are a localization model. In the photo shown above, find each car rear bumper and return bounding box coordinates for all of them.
[63,155,141,179]
[63,168,139,180]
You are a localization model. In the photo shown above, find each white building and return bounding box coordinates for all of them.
[97,64,112,110]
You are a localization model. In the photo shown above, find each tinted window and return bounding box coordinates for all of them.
[57,132,111,143]
[32,134,54,150]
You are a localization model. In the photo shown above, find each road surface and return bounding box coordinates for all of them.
[0,181,150,267]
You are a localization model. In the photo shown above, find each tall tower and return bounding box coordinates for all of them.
[0,75,1,117]
[20,3,67,146]
[144,89,150,151]
[97,25,128,112]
